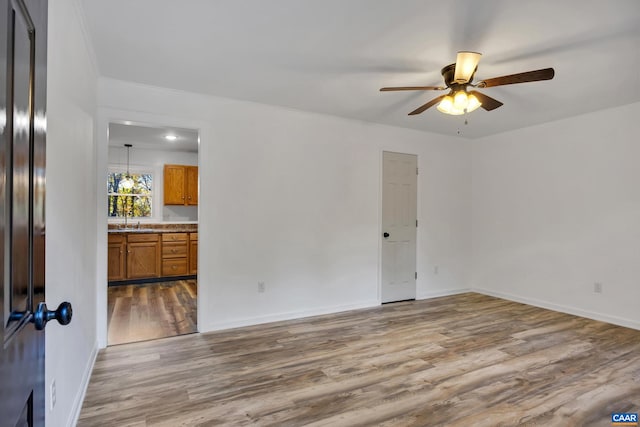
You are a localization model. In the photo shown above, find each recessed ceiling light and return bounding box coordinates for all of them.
[165,134,178,141]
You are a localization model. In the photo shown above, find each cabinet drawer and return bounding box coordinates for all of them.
[108,234,125,244]
[162,233,188,242]
[162,258,188,276]
[189,232,198,241]
[162,243,188,258]
[127,233,159,243]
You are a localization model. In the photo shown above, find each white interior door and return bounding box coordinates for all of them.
[381,152,417,303]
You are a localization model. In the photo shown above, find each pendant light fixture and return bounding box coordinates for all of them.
[120,143,134,190]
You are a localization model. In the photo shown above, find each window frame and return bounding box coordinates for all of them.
[107,165,156,222]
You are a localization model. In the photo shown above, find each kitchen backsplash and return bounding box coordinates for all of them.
[163,205,198,222]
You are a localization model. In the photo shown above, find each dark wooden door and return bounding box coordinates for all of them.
[1,1,48,425]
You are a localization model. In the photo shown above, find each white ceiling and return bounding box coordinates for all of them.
[82,0,640,139]
[108,122,199,152]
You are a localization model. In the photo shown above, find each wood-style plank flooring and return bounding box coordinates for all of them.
[107,280,197,345]
[81,293,640,426]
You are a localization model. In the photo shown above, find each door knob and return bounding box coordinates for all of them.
[383,232,390,238]
[32,301,73,330]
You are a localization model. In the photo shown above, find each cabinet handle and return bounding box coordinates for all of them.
[172,265,177,270]
[171,249,177,253]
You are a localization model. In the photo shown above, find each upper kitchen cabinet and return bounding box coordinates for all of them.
[164,164,198,206]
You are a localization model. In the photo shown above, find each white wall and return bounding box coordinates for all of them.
[96,78,471,340]
[108,145,198,222]
[46,1,98,426]
[472,102,640,329]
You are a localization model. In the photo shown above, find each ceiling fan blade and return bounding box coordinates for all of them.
[408,95,446,115]
[380,86,445,92]
[478,68,555,88]
[454,51,482,84]
[469,90,503,111]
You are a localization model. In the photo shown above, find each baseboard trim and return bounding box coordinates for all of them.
[474,288,640,331]
[108,274,197,287]
[416,288,472,300]
[202,300,380,332]
[67,341,99,427]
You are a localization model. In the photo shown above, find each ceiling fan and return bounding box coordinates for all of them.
[380,51,554,116]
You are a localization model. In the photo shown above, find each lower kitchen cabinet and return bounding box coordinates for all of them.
[189,232,198,275]
[162,233,189,276]
[126,233,161,279]
[107,234,126,281]
[108,230,198,282]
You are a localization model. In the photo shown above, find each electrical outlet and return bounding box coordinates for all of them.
[258,281,265,293]
[594,282,603,294]
[50,379,56,411]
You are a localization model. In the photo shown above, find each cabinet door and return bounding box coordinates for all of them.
[164,164,186,205]
[107,235,126,281]
[186,166,198,205]
[189,237,198,275]
[127,234,161,279]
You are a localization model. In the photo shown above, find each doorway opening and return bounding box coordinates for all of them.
[106,121,199,345]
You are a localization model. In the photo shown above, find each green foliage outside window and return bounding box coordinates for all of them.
[107,171,153,218]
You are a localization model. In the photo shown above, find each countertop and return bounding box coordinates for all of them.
[108,223,197,234]
[108,228,197,234]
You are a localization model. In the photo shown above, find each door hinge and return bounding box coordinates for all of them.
[415,272,417,280]
[416,219,418,227]
[416,167,419,175]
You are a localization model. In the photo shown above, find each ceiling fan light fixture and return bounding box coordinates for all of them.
[454,51,482,83]
[453,90,469,110]
[437,91,482,115]
[437,95,464,115]
[466,93,482,113]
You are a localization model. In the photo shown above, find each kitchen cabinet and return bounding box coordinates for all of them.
[189,232,198,275]
[186,166,198,205]
[107,234,126,281]
[164,164,198,206]
[126,233,161,279]
[162,232,189,276]
[108,230,197,283]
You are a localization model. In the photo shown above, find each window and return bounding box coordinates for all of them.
[107,170,153,218]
